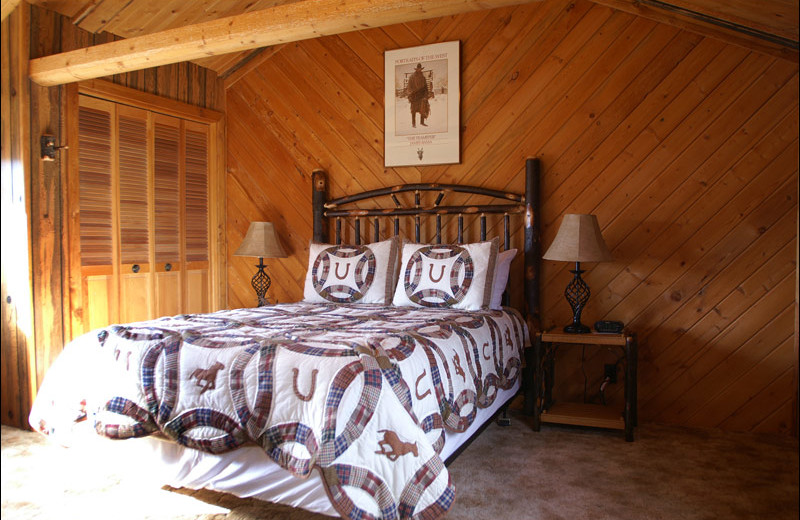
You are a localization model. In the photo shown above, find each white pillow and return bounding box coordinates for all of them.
[303,237,399,304]
[392,239,499,310]
[490,248,517,310]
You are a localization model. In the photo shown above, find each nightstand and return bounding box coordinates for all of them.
[529,330,638,441]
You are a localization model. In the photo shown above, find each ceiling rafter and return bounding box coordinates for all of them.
[1,0,22,21]
[28,0,540,86]
[589,0,798,62]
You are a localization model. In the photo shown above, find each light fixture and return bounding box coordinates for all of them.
[234,222,287,306]
[543,214,613,334]
[40,135,68,161]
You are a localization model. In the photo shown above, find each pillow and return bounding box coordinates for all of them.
[392,238,499,310]
[490,248,518,310]
[303,237,399,304]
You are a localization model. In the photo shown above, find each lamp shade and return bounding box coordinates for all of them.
[543,214,613,263]
[234,222,288,258]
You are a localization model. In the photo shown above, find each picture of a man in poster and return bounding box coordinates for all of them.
[406,63,430,128]
[390,53,449,138]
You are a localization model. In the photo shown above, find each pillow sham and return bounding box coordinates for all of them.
[303,237,399,304]
[392,238,499,310]
[490,248,518,310]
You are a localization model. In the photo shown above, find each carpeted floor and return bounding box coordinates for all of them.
[2,411,798,520]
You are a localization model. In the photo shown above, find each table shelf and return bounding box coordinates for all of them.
[540,402,624,430]
[528,330,638,441]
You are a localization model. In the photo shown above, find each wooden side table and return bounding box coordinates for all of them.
[529,330,638,441]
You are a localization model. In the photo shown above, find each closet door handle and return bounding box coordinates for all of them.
[132,264,140,273]
[165,263,172,272]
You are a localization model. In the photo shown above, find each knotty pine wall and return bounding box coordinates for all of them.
[1,3,222,428]
[226,0,798,435]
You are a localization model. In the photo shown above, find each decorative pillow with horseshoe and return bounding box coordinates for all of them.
[392,238,498,310]
[303,237,399,304]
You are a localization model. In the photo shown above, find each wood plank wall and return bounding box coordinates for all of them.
[226,0,798,435]
[0,3,222,429]
[1,5,36,433]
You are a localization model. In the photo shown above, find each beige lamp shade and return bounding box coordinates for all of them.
[543,214,613,263]
[234,222,288,258]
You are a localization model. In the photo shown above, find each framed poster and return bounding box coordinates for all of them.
[384,41,460,167]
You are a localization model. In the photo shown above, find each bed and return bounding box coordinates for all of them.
[29,158,542,519]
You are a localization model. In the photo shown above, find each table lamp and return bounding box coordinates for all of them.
[234,222,287,306]
[543,214,612,333]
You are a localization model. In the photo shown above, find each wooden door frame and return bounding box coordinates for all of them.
[62,79,226,340]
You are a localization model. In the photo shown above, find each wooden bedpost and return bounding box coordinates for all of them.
[522,157,541,418]
[524,157,541,331]
[312,170,327,243]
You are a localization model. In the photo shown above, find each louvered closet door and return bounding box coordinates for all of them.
[75,95,211,330]
[153,114,182,317]
[78,97,118,330]
[184,121,210,314]
[118,105,153,323]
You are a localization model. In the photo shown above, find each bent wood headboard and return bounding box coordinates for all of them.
[311,158,541,329]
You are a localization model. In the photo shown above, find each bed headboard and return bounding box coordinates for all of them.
[311,158,541,328]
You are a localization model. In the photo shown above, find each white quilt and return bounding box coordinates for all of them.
[30,302,528,519]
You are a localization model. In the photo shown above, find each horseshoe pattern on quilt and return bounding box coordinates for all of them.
[428,264,446,283]
[411,333,450,411]
[415,369,431,400]
[292,368,319,401]
[335,262,351,280]
[113,346,134,371]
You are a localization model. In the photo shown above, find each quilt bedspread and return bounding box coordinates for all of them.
[30,302,528,519]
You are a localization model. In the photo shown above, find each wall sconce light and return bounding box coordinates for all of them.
[40,135,68,162]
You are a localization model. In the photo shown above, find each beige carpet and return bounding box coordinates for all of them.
[2,412,797,520]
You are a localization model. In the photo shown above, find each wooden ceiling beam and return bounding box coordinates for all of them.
[1,0,22,21]
[29,0,539,86]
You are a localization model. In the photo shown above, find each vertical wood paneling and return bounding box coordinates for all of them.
[1,6,35,428]
[226,0,798,434]
[0,2,223,429]
[27,2,65,413]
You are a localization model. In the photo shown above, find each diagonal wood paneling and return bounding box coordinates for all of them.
[226,0,799,435]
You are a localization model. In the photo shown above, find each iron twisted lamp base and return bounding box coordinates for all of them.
[563,261,591,334]
[251,257,272,307]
